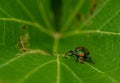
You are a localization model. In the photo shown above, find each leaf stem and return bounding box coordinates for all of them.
[56,55,60,83]
[53,38,59,53]
[52,32,61,83]
[53,33,61,53]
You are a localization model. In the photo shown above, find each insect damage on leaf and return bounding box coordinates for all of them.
[16,33,30,52]
[89,1,97,16]
[16,25,50,55]
[16,25,30,52]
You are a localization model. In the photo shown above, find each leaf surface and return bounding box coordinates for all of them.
[0,0,120,83]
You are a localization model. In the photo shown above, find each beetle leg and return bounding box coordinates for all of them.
[69,50,74,56]
[75,54,79,62]
[64,55,70,59]
[78,57,84,63]
[84,48,89,55]
[65,50,73,59]
[76,56,79,62]
[76,56,84,63]
[65,50,74,56]
[86,56,95,64]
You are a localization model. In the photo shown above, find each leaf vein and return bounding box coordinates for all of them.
[2,21,6,46]
[79,0,110,30]
[85,62,118,83]
[37,0,53,31]
[64,30,120,38]
[0,7,12,17]
[17,0,37,22]
[0,52,27,68]
[0,17,52,35]
[18,60,56,83]
[61,62,83,83]
[61,0,85,32]
[0,50,49,69]
[98,9,120,30]
[0,3,52,36]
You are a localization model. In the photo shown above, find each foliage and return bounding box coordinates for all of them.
[0,0,120,83]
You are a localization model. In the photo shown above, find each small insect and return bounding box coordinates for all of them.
[65,46,94,64]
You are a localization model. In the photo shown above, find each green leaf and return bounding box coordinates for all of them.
[0,0,120,83]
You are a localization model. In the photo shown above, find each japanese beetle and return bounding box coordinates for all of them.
[65,46,94,64]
